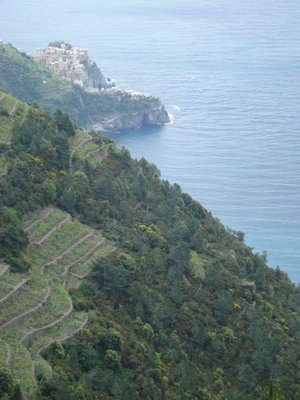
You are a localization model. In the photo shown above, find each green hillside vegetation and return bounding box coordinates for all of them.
[0,92,300,399]
[0,206,113,398]
[0,43,169,131]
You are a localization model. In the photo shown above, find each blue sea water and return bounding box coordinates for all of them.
[1,0,300,280]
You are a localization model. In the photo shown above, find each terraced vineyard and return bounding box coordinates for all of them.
[0,207,115,397]
[69,128,108,170]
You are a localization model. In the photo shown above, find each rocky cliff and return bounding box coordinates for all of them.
[84,60,108,91]
[91,90,170,132]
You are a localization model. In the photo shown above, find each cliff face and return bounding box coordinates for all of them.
[95,102,170,132]
[84,60,108,90]
[143,104,170,125]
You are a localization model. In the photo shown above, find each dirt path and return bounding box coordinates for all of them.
[31,361,38,388]
[32,215,71,245]
[0,264,9,278]
[104,113,127,124]
[0,288,51,332]
[0,279,27,304]
[72,136,92,152]
[85,146,107,163]
[5,344,11,366]
[70,271,91,280]
[42,231,94,273]
[63,237,105,275]
[8,100,18,117]
[85,147,100,157]
[134,201,142,211]
[69,135,92,174]
[24,208,54,233]
[85,147,103,158]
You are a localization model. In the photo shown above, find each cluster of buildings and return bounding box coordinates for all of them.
[34,43,96,90]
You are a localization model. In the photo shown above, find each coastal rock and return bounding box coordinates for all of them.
[143,105,170,126]
[94,101,170,132]
[85,60,108,91]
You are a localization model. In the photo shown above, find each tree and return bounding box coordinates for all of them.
[0,207,28,259]
[0,368,14,398]
[42,177,57,204]
[52,134,70,170]
[98,328,123,352]
[92,256,131,294]
[268,380,282,400]
[44,342,66,363]
[71,171,91,209]
[54,109,75,136]
[104,350,121,370]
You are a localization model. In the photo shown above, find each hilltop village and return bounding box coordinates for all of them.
[34,41,111,92]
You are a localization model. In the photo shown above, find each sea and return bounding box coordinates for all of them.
[1,0,300,281]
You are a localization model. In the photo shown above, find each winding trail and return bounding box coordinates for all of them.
[69,134,92,174]
[0,288,51,332]
[0,264,9,278]
[104,113,127,124]
[24,208,54,233]
[8,100,18,117]
[134,201,142,211]
[31,215,71,245]
[63,237,106,275]
[5,344,11,366]
[72,135,92,153]
[42,231,94,273]
[85,146,105,160]
[70,271,91,280]
[0,279,27,304]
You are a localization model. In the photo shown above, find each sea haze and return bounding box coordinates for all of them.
[1,0,300,281]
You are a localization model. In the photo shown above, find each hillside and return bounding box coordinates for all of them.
[0,43,169,132]
[0,207,114,398]
[0,90,300,399]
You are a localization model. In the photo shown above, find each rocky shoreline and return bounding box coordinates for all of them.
[92,102,170,132]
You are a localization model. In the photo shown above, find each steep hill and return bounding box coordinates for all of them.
[0,43,169,132]
[0,90,300,399]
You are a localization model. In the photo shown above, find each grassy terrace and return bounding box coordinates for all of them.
[0,208,115,397]
[69,128,108,169]
[26,208,67,242]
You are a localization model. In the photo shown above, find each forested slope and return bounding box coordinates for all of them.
[0,90,299,399]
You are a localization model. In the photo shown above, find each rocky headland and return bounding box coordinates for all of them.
[0,42,170,132]
[90,89,170,132]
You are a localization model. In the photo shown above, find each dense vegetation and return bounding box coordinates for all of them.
[0,43,168,131]
[0,89,300,400]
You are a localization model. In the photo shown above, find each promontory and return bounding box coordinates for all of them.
[0,41,170,132]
